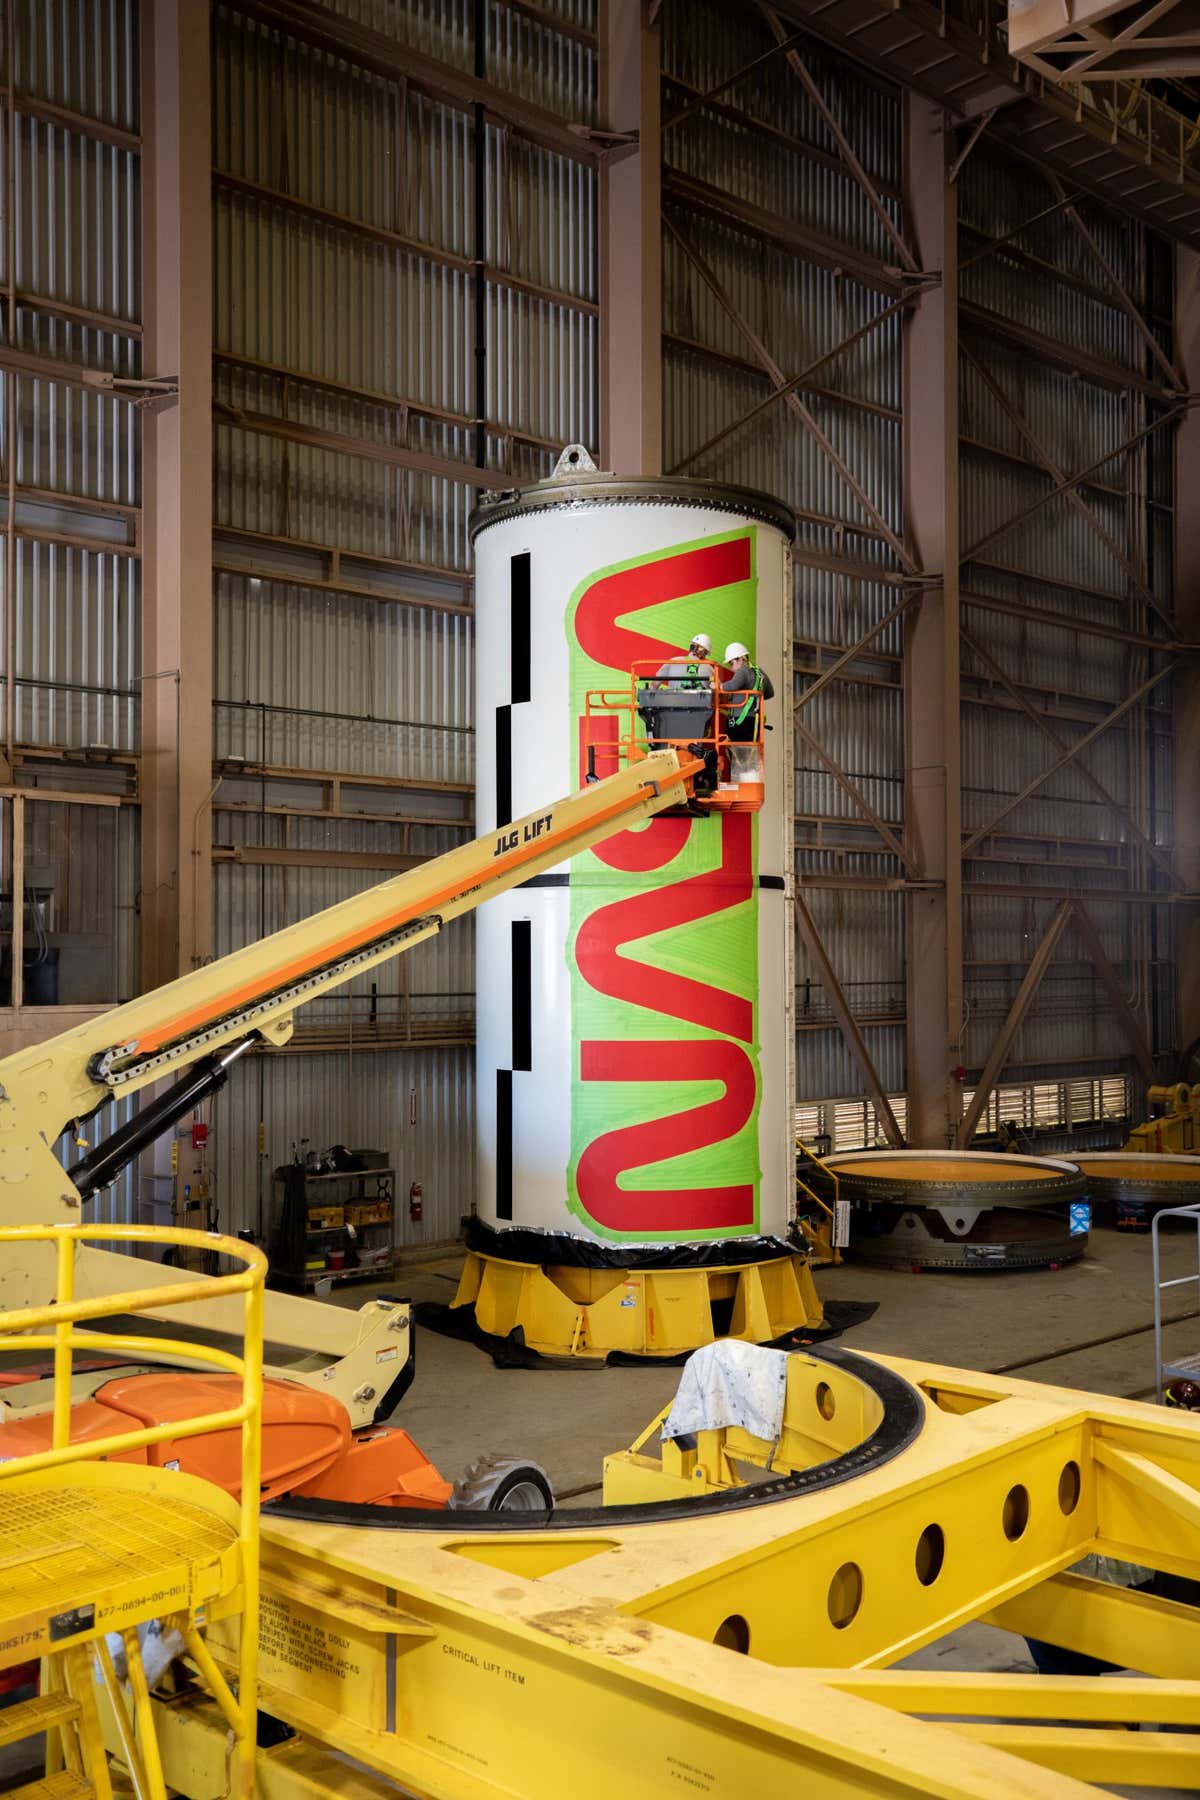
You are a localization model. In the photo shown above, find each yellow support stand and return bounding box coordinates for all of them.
[0,1224,265,1800]
[451,1246,822,1360]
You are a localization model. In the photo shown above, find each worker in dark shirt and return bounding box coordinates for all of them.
[721,643,773,741]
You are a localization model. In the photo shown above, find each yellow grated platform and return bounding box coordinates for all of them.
[0,1468,242,1669]
[0,1694,81,1748]
[5,1774,92,1800]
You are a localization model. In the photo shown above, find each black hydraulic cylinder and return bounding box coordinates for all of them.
[68,1034,257,1202]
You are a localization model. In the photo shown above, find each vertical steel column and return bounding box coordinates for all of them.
[903,98,963,1147]
[140,0,214,984]
[1175,245,1200,1056]
[599,0,662,476]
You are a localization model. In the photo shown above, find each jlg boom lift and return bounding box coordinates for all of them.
[0,725,758,1507]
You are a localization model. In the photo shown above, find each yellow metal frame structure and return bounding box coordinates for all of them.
[0,1223,265,1800]
[1124,1081,1200,1154]
[138,1345,1200,1799]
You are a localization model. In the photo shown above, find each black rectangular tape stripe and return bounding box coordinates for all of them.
[496,704,512,829]
[510,552,531,705]
[511,920,532,1072]
[495,1069,513,1221]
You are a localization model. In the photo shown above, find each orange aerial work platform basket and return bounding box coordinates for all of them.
[583,660,765,814]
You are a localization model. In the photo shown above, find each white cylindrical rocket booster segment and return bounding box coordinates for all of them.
[471,452,794,1258]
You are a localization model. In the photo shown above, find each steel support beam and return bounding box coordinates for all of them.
[795,717,915,870]
[213,403,509,491]
[663,168,903,298]
[960,398,1187,568]
[670,287,915,476]
[961,343,1175,634]
[958,900,1074,1144]
[225,0,596,165]
[756,1,919,275]
[794,895,905,1146]
[963,662,1174,855]
[140,0,214,984]
[903,98,963,1148]
[1046,173,1185,392]
[1176,244,1200,1055]
[961,627,1177,884]
[1068,900,1156,1086]
[667,220,917,571]
[600,0,661,476]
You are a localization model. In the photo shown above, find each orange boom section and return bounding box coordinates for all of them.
[0,1371,453,1509]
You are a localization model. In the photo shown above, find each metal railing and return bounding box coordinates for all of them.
[1151,1203,1200,1404]
[0,1222,266,1800]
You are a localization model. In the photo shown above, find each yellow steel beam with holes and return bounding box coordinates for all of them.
[154,1349,1200,1799]
[1092,1435,1200,1529]
[988,1571,1200,1678]
[954,1725,1200,1786]
[820,1669,1200,1724]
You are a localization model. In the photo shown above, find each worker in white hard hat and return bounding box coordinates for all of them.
[722,642,774,740]
[655,631,714,690]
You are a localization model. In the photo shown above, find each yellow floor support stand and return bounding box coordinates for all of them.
[451,1247,822,1359]
[1124,1081,1200,1153]
[0,1223,265,1800]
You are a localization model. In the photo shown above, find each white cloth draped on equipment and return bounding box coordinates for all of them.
[661,1340,789,1445]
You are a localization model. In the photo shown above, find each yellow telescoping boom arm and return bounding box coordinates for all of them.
[0,752,697,1407]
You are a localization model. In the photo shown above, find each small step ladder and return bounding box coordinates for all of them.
[0,1670,110,1800]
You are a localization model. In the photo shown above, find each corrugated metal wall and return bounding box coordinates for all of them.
[662,0,906,1099]
[209,0,598,1238]
[958,143,1174,1083]
[11,0,1178,1236]
[0,0,141,1004]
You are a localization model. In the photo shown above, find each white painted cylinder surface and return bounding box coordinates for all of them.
[472,465,794,1256]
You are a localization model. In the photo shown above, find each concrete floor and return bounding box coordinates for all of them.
[341,1221,1200,1499]
[328,1222,1200,1800]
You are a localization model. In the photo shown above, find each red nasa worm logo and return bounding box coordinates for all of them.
[572,536,757,1234]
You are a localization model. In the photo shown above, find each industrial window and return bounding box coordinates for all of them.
[796,1077,1129,1150]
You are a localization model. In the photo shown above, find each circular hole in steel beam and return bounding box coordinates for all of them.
[1003,1483,1030,1541]
[714,1614,751,1654]
[827,1562,863,1630]
[915,1523,945,1587]
[1058,1460,1082,1516]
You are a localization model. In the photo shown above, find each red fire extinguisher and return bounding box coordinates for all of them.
[409,1180,423,1225]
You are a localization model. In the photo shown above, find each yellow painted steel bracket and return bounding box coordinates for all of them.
[0,756,695,1424]
[153,1345,1200,1799]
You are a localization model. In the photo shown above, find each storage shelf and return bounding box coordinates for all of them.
[271,1164,397,1289]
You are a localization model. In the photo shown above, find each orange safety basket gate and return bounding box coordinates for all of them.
[583,661,765,814]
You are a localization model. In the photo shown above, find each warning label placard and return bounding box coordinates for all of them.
[257,1592,384,1726]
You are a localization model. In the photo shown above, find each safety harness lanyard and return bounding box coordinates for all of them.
[732,666,764,727]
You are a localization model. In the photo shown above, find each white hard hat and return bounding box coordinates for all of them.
[689,631,711,653]
[725,642,750,661]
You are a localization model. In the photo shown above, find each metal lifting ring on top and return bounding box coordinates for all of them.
[469,472,797,543]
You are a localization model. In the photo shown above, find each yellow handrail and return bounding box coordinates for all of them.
[0,1222,265,1800]
[795,1137,841,1264]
